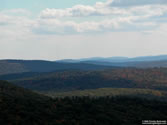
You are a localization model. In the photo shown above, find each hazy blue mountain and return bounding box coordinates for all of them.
[80,60,167,68]
[57,57,129,63]
[2,55,167,75]
[56,59,80,63]
[56,55,167,68]
[0,59,114,75]
[128,55,167,62]
[57,55,167,63]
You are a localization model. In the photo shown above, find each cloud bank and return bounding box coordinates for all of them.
[1,0,167,35]
[1,0,167,60]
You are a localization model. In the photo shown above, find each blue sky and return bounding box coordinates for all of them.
[1,0,167,60]
[0,0,105,12]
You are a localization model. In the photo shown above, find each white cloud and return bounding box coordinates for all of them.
[1,0,167,35]
[129,5,167,18]
[40,4,126,18]
[40,0,167,18]
[1,1,167,59]
[36,3,167,34]
[0,11,34,42]
[32,16,143,34]
[40,5,99,18]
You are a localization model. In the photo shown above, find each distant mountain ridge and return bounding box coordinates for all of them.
[1,55,167,75]
[57,55,167,63]
[0,59,114,75]
[56,55,167,68]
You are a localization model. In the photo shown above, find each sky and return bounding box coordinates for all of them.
[1,0,167,60]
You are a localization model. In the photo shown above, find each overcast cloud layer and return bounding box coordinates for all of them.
[1,0,167,60]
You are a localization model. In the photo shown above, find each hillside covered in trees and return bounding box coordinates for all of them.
[1,61,167,124]
[10,68,167,92]
[0,80,167,125]
[0,60,114,75]
[2,57,167,75]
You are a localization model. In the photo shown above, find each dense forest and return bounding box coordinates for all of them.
[1,60,167,124]
[43,87,167,100]
[0,80,167,125]
[10,68,167,91]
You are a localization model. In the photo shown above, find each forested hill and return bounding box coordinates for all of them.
[12,68,167,91]
[0,80,167,125]
[0,60,114,75]
[2,58,167,75]
[0,61,28,75]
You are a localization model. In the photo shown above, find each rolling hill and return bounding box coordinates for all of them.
[0,60,114,75]
[0,60,28,75]
[82,60,167,68]
[2,56,167,76]
[0,80,55,124]
[0,80,167,125]
[11,68,167,92]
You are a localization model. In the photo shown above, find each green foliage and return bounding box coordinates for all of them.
[0,80,167,125]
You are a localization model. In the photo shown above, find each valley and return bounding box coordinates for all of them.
[1,56,167,124]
